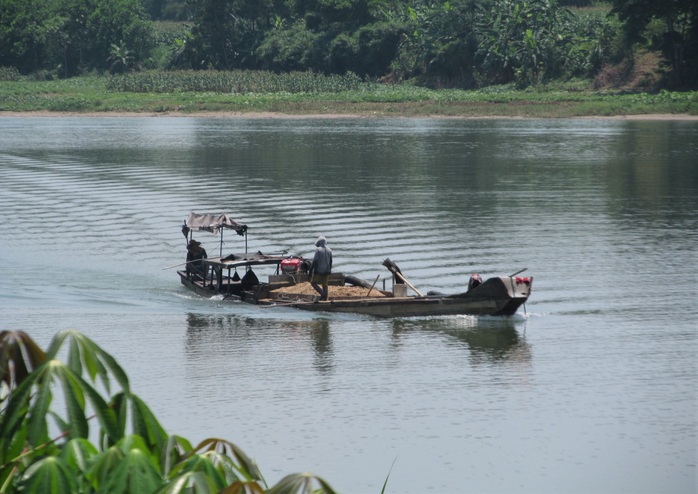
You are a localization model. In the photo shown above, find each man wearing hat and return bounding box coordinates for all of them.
[186,239,207,277]
[309,235,332,301]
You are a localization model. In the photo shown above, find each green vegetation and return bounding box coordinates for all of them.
[1,0,697,91]
[0,330,337,494]
[1,0,697,116]
[0,73,695,117]
[106,70,364,93]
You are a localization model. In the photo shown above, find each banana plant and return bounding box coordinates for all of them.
[474,0,572,85]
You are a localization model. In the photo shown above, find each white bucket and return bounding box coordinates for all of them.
[393,284,407,297]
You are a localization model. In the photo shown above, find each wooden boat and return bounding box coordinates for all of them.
[177,212,532,318]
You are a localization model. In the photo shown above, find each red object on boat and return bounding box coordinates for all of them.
[281,257,302,273]
[515,277,531,285]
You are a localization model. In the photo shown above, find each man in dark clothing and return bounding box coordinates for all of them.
[309,235,332,301]
[186,239,207,277]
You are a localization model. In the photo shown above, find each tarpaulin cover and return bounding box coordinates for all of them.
[184,212,247,235]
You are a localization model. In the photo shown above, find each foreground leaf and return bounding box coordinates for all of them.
[0,331,47,392]
[16,457,78,494]
[110,391,168,451]
[157,471,222,494]
[0,359,119,492]
[220,480,266,494]
[267,473,337,494]
[0,423,27,490]
[161,434,194,477]
[192,438,263,483]
[47,329,130,395]
[60,437,99,477]
[87,444,125,489]
[173,453,224,480]
[102,445,164,494]
[0,367,45,453]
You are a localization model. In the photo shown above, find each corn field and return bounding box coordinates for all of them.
[107,70,365,94]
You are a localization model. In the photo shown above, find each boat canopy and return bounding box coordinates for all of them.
[183,212,247,236]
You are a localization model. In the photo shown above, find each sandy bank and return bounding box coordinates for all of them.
[1,110,697,120]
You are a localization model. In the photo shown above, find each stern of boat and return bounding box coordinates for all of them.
[494,275,532,315]
[458,275,532,316]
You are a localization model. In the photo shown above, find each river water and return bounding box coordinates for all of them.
[0,116,696,494]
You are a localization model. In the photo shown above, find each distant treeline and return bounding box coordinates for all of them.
[1,0,696,89]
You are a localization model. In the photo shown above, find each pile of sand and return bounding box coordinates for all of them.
[271,282,385,298]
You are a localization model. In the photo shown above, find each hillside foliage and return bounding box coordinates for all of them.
[0,0,696,89]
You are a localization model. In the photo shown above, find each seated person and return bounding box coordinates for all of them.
[186,240,207,276]
[468,273,482,291]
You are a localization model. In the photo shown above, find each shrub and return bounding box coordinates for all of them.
[0,66,22,81]
[0,330,337,494]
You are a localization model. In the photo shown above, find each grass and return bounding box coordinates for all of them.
[0,72,696,117]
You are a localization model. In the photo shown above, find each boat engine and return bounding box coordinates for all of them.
[280,257,303,274]
[468,273,482,291]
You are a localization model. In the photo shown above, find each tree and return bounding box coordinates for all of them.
[0,0,54,73]
[0,0,154,77]
[473,0,575,86]
[256,19,322,72]
[383,0,481,87]
[0,330,337,493]
[244,0,402,76]
[60,0,154,75]
[183,0,288,69]
[610,0,698,87]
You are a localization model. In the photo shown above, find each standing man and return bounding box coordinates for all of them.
[309,235,333,301]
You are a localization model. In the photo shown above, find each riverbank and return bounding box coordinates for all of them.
[1,75,696,118]
[2,110,697,120]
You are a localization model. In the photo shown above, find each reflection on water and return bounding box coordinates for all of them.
[185,313,334,375]
[391,317,531,367]
[185,311,530,376]
[1,117,695,494]
[307,320,333,374]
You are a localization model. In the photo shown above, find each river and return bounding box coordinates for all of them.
[0,116,696,493]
